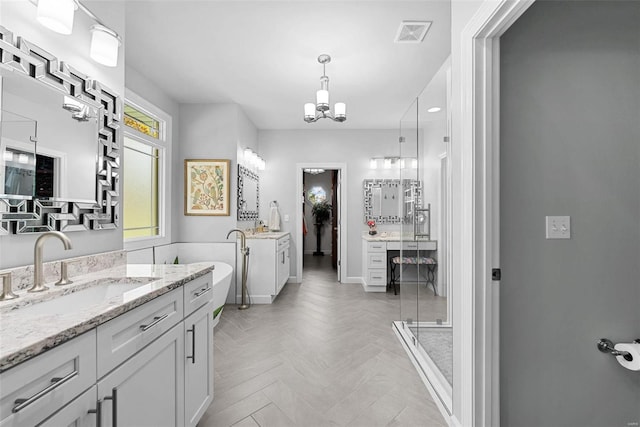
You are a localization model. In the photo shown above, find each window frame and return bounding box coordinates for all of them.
[122,90,172,250]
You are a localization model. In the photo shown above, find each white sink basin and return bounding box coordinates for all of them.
[12,277,159,318]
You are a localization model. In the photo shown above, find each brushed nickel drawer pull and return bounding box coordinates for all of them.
[194,287,212,298]
[12,370,78,413]
[139,313,169,331]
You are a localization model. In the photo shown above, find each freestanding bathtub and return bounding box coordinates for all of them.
[211,262,233,327]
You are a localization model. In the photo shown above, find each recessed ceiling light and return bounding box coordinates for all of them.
[427,107,441,113]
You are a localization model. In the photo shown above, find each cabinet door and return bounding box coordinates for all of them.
[184,302,214,427]
[97,324,184,427]
[37,386,97,427]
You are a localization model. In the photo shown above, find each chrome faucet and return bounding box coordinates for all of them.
[30,231,73,293]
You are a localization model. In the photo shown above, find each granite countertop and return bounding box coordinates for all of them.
[245,231,289,239]
[0,262,214,372]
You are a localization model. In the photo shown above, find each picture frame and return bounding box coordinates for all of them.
[184,159,231,216]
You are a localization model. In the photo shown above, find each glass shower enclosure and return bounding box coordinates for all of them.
[393,60,452,413]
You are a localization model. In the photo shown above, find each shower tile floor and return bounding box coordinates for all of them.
[198,255,447,427]
[407,327,453,386]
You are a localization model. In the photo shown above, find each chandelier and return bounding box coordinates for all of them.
[304,54,347,123]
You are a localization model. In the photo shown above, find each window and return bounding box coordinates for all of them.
[123,91,171,248]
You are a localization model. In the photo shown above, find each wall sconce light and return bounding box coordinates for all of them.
[36,0,76,34]
[243,148,265,171]
[369,156,418,170]
[31,0,122,67]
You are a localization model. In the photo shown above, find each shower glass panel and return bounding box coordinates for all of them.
[395,59,452,412]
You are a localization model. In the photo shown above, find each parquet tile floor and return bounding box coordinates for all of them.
[198,255,447,427]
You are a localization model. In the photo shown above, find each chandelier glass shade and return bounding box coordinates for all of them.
[304,55,347,123]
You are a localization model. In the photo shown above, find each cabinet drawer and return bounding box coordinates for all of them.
[38,385,97,427]
[97,288,183,378]
[0,331,96,426]
[184,273,214,317]
[277,235,290,251]
[367,252,387,269]
[367,241,386,253]
[366,270,387,287]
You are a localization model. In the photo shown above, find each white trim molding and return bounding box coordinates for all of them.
[456,1,534,426]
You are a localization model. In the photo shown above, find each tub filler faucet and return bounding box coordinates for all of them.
[226,229,250,310]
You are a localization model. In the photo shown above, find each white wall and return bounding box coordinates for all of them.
[259,129,400,281]
[303,171,333,255]
[0,0,125,268]
[178,104,240,242]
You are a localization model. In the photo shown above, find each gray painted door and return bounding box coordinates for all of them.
[500,1,640,426]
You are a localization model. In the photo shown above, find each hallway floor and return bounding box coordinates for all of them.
[198,255,447,427]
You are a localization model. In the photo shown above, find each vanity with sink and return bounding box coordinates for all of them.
[0,253,216,427]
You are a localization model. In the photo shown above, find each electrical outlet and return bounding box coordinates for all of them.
[284,214,290,222]
[546,216,570,239]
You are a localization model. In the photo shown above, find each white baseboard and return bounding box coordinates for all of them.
[362,284,386,292]
[450,415,462,427]
[237,294,274,304]
[303,250,333,255]
[342,276,363,284]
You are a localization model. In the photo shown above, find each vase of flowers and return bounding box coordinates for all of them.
[367,220,377,235]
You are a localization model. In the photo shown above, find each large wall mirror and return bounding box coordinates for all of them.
[363,179,422,224]
[0,26,121,234]
[237,164,259,221]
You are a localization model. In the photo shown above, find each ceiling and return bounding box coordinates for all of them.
[124,1,451,130]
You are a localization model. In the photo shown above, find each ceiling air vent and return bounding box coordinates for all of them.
[395,21,432,43]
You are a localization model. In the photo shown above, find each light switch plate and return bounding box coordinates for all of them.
[283,214,290,222]
[546,216,570,239]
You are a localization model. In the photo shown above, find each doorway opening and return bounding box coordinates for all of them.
[295,163,347,283]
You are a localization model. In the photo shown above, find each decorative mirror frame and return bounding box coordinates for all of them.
[237,164,259,221]
[0,26,121,235]
[363,179,422,224]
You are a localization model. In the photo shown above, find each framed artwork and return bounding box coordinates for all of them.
[184,159,230,216]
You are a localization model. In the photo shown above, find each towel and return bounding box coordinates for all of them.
[269,206,281,231]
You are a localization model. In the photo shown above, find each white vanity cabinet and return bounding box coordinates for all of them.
[97,323,184,427]
[243,234,290,303]
[361,238,438,292]
[0,271,215,427]
[362,240,388,292]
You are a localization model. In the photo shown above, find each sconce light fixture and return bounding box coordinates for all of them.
[369,157,418,170]
[303,54,347,123]
[32,0,122,67]
[243,148,265,171]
